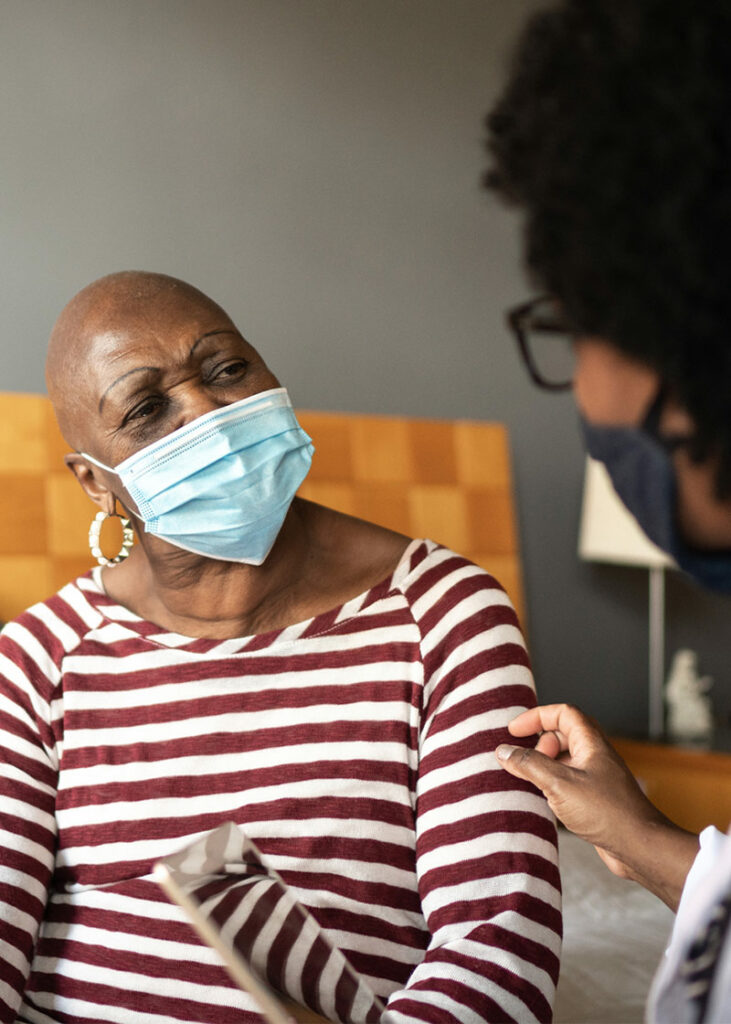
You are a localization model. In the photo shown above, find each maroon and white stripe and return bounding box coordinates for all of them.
[0,539,561,1023]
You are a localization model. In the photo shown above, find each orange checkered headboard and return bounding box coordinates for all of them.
[0,393,525,627]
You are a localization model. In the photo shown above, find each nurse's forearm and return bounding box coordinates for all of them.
[606,817,699,912]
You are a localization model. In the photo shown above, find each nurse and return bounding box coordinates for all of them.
[485,1,731,1020]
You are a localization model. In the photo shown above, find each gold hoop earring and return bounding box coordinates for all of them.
[88,510,134,566]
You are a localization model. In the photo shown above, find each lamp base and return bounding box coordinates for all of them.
[648,566,666,741]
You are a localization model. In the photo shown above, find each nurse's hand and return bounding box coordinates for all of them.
[496,703,699,910]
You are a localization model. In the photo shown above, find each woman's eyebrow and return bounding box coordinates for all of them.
[188,328,243,357]
[97,330,244,412]
[98,366,156,413]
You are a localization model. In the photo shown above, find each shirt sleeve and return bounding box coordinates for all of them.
[648,827,731,1022]
[0,618,60,1021]
[384,548,562,1024]
[671,825,727,948]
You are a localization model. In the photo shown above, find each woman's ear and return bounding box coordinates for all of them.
[64,454,116,515]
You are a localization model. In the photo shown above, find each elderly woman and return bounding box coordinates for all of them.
[0,272,560,1024]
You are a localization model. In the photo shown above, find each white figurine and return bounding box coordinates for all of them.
[664,648,714,742]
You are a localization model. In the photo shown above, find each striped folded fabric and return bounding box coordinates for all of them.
[155,822,386,1024]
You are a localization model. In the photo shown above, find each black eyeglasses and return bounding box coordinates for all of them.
[506,295,576,391]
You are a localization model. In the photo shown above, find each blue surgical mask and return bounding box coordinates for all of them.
[83,387,314,565]
[580,390,731,594]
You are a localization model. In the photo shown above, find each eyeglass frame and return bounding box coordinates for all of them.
[508,297,697,453]
[506,295,576,392]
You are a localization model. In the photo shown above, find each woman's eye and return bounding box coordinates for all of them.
[209,360,248,383]
[126,396,164,422]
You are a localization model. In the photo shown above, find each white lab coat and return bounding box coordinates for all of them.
[648,826,731,1023]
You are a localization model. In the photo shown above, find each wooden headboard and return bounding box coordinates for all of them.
[0,392,525,626]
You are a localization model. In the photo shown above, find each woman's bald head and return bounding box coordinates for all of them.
[45,271,235,448]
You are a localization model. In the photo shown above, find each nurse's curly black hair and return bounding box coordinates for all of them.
[485,0,731,497]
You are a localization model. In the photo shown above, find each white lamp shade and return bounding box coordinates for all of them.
[578,456,675,569]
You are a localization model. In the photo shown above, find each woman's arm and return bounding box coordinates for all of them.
[496,703,699,910]
[0,620,59,1021]
[384,550,562,1024]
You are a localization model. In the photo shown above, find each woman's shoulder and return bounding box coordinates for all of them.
[299,499,509,607]
[0,571,105,666]
[392,538,513,605]
[298,498,412,594]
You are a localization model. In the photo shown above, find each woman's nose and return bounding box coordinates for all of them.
[176,389,225,428]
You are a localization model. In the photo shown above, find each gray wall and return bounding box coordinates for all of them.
[1,0,727,734]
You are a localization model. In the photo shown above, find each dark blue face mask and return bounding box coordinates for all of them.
[580,390,731,594]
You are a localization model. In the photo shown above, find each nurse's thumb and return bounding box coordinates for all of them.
[495,742,569,797]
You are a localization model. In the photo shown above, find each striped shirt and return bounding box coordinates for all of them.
[0,538,561,1024]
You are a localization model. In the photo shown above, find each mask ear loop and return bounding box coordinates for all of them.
[88,498,135,567]
[642,384,694,454]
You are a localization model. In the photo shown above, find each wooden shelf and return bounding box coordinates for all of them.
[611,736,731,834]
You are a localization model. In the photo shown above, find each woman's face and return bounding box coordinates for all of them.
[82,300,280,469]
[61,288,281,526]
[572,337,661,427]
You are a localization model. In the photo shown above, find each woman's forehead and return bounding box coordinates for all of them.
[45,272,244,447]
[94,327,250,404]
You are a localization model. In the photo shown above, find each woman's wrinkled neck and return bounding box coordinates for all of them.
[99,500,312,638]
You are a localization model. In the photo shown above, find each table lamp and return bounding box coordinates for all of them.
[578,456,676,739]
